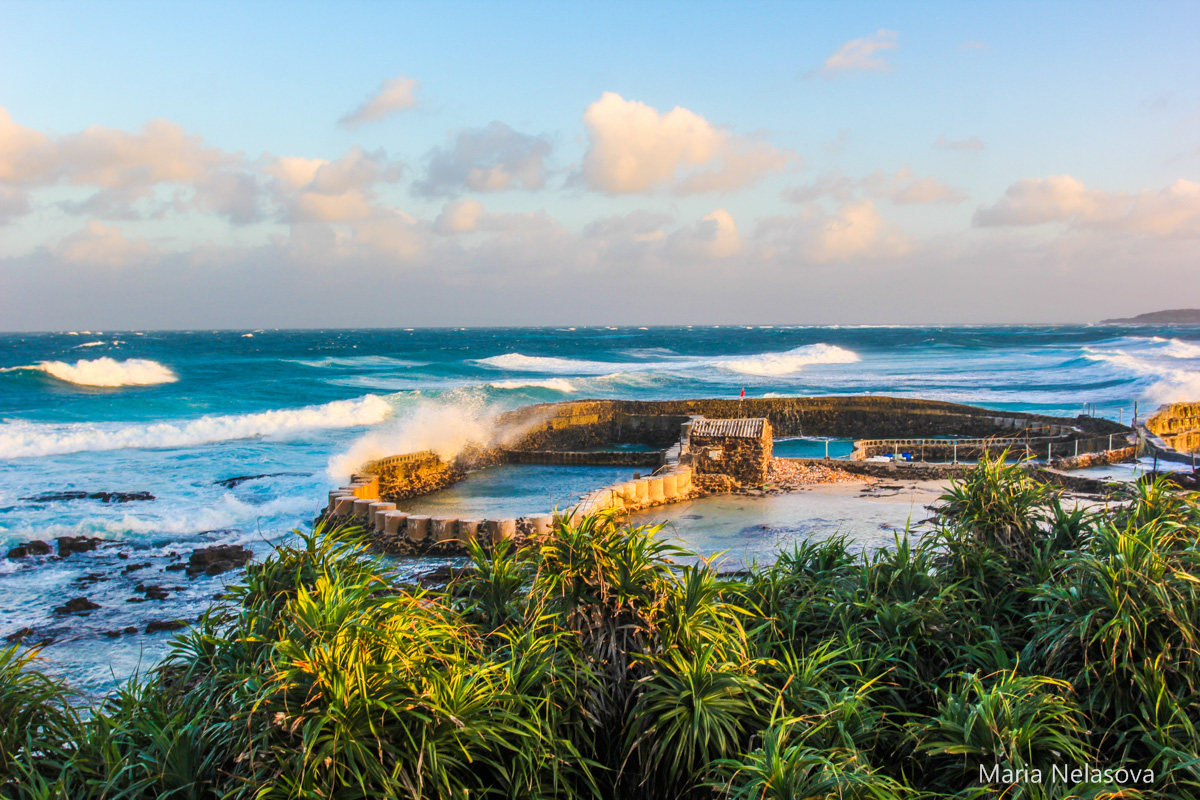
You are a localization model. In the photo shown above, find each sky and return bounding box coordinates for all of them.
[1,0,1198,329]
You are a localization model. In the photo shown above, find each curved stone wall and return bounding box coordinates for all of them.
[322,395,1139,555]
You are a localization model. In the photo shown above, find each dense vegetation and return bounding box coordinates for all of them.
[3,454,1199,798]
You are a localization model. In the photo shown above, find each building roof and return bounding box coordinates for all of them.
[690,417,767,439]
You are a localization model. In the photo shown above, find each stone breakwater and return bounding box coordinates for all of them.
[320,396,1142,555]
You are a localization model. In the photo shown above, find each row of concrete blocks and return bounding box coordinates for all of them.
[578,467,694,514]
[326,489,552,546]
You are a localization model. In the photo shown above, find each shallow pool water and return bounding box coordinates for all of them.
[627,482,945,569]
[403,463,640,518]
[772,437,856,459]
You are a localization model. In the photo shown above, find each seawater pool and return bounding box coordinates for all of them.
[403,463,643,518]
[626,482,947,569]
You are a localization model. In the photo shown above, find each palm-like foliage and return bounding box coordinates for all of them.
[2,464,1199,798]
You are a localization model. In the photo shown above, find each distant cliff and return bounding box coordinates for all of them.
[1100,309,1200,325]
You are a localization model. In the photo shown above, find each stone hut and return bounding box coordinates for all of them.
[689,417,772,488]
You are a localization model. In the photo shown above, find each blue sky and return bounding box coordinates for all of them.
[1,1,1198,328]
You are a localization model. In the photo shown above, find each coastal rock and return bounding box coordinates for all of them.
[24,491,155,504]
[214,472,308,489]
[145,619,188,634]
[57,536,105,557]
[121,562,152,574]
[54,596,100,615]
[186,544,252,577]
[104,626,139,638]
[4,627,55,646]
[6,539,52,558]
[134,583,170,601]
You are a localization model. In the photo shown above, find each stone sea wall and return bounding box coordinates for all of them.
[1147,402,1200,454]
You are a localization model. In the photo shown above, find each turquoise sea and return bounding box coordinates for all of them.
[2,325,1198,690]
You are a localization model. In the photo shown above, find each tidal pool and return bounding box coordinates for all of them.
[627,481,948,569]
[402,463,640,518]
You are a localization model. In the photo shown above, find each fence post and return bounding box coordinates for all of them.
[953,441,957,464]
[1108,434,1113,452]
[1075,439,1079,457]
[825,439,829,459]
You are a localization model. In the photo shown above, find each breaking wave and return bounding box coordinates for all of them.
[486,378,577,392]
[2,358,177,387]
[475,353,623,374]
[715,344,861,376]
[0,395,393,459]
[476,343,861,378]
[1083,338,1200,405]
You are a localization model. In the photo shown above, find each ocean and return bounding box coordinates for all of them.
[2,324,1199,690]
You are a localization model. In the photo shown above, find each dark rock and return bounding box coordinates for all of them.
[4,627,33,643]
[186,544,252,577]
[6,539,52,559]
[117,552,129,560]
[145,619,188,634]
[54,596,100,614]
[24,491,154,503]
[124,626,138,634]
[165,563,187,571]
[56,536,105,557]
[122,562,152,574]
[214,472,308,489]
[4,627,54,646]
[126,597,146,603]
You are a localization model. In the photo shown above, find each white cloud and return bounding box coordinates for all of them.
[338,75,419,129]
[817,30,898,77]
[435,198,484,233]
[669,208,744,259]
[861,166,965,205]
[581,91,797,194]
[974,175,1200,236]
[415,122,552,197]
[784,167,963,206]
[53,221,151,266]
[758,199,911,263]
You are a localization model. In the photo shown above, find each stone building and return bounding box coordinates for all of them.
[688,417,773,488]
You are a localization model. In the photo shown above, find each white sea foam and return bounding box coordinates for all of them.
[3,358,177,387]
[0,395,393,459]
[76,341,107,348]
[327,395,547,483]
[475,353,623,374]
[477,343,862,378]
[487,378,577,392]
[715,344,861,376]
[1083,341,1200,405]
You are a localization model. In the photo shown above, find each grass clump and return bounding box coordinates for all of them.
[2,451,1199,798]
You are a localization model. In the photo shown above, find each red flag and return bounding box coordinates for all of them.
[740,387,745,399]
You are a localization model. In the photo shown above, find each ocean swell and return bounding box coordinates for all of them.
[715,344,861,376]
[2,358,177,387]
[0,395,393,459]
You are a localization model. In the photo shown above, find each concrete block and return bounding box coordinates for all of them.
[676,468,692,492]
[382,511,409,535]
[529,515,554,537]
[635,480,650,503]
[482,519,516,545]
[431,517,459,543]
[458,519,480,545]
[370,502,396,531]
[646,477,664,503]
[328,490,354,512]
[405,515,430,542]
[620,482,639,504]
[661,474,678,500]
[332,496,358,516]
[352,498,376,522]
